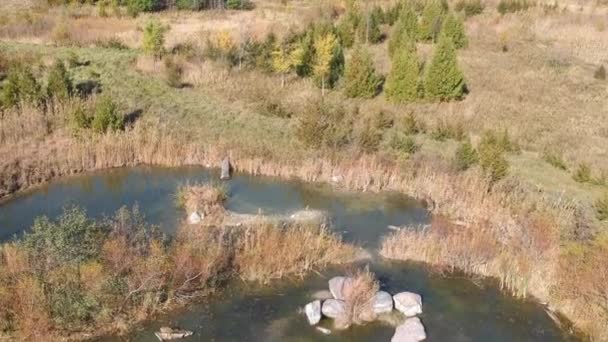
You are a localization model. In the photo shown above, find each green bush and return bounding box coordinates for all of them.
[423,33,466,101]
[573,163,592,183]
[386,35,420,103]
[336,7,362,48]
[296,102,353,149]
[176,0,205,10]
[388,5,418,58]
[454,0,485,17]
[227,0,248,10]
[143,20,168,60]
[430,120,465,141]
[126,0,164,12]
[595,193,608,221]
[344,44,382,98]
[543,151,568,170]
[479,142,509,183]
[46,59,73,101]
[389,131,419,155]
[454,138,478,170]
[91,97,122,133]
[441,12,468,49]
[49,273,99,329]
[69,104,92,131]
[402,112,423,135]
[1,65,42,108]
[357,120,383,153]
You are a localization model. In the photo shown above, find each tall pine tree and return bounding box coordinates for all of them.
[385,34,420,103]
[419,0,446,42]
[423,32,466,101]
[441,12,468,49]
[344,43,382,98]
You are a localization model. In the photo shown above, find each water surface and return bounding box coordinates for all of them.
[0,166,578,341]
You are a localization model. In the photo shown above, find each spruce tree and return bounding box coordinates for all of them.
[441,12,468,49]
[454,138,478,170]
[419,0,446,42]
[359,10,382,44]
[385,35,420,103]
[47,59,72,101]
[423,33,466,101]
[388,4,418,58]
[344,43,382,98]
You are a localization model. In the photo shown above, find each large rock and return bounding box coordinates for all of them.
[373,291,394,314]
[391,317,426,342]
[321,299,346,319]
[155,327,193,341]
[304,300,322,325]
[220,157,231,180]
[393,292,422,317]
[328,276,353,300]
[187,212,202,225]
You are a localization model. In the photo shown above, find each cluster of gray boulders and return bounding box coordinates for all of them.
[304,276,426,342]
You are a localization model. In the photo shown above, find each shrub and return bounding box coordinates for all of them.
[478,133,509,182]
[454,138,478,170]
[176,0,205,10]
[423,33,466,101]
[573,163,592,183]
[389,132,419,155]
[227,0,251,10]
[91,97,122,133]
[336,4,362,48]
[441,12,468,49]
[164,56,183,88]
[419,0,446,42]
[1,65,42,108]
[595,193,608,221]
[431,120,465,141]
[95,37,128,50]
[46,59,72,101]
[296,102,353,149]
[358,10,383,44]
[388,5,418,58]
[386,38,420,103]
[402,112,423,134]
[543,151,568,170]
[594,65,606,80]
[454,0,484,17]
[69,104,91,131]
[497,0,533,15]
[127,0,164,12]
[98,0,109,17]
[142,20,168,60]
[344,44,382,98]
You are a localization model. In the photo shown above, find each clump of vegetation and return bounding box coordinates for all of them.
[573,163,592,183]
[430,120,465,141]
[1,65,42,108]
[296,102,353,149]
[595,193,608,221]
[344,43,382,99]
[497,0,534,15]
[271,41,304,87]
[454,138,478,170]
[164,56,184,88]
[175,183,226,224]
[91,97,122,133]
[335,268,380,329]
[543,150,568,170]
[388,132,419,155]
[142,20,168,61]
[594,65,606,80]
[388,4,418,57]
[454,0,485,17]
[386,35,420,103]
[478,130,510,183]
[46,59,72,102]
[313,32,344,95]
[419,0,447,42]
[423,33,467,101]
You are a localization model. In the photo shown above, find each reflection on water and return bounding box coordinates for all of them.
[0,166,579,341]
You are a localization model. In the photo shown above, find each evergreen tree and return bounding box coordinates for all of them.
[344,43,382,98]
[388,5,418,58]
[359,9,383,44]
[1,65,42,108]
[441,12,468,49]
[336,0,362,48]
[142,20,168,61]
[454,138,478,170]
[419,0,446,42]
[313,32,343,96]
[423,33,466,101]
[385,35,419,103]
[47,59,72,101]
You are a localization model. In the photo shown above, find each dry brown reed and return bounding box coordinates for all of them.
[338,268,380,328]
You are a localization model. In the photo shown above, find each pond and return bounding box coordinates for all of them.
[0,166,578,341]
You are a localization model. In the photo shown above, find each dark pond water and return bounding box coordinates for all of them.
[0,166,578,341]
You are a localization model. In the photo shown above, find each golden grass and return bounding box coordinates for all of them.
[338,268,380,328]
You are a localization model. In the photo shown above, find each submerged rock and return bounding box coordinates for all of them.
[391,317,426,342]
[155,327,193,341]
[187,212,202,225]
[393,292,422,317]
[373,291,394,314]
[316,326,331,335]
[321,299,346,319]
[328,276,353,300]
[305,300,322,325]
[220,157,231,180]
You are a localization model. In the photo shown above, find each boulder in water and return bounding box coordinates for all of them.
[328,276,353,300]
[220,157,231,180]
[311,289,333,301]
[393,292,422,317]
[155,327,193,341]
[373,291,394,314]
[305,300,322,325]
[321,299,346,319]
[391,317,426,342]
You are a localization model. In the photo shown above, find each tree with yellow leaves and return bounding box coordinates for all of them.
[271,42,304,88]
[313,32,341,96]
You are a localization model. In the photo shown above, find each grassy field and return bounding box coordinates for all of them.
[1,0,608,339]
